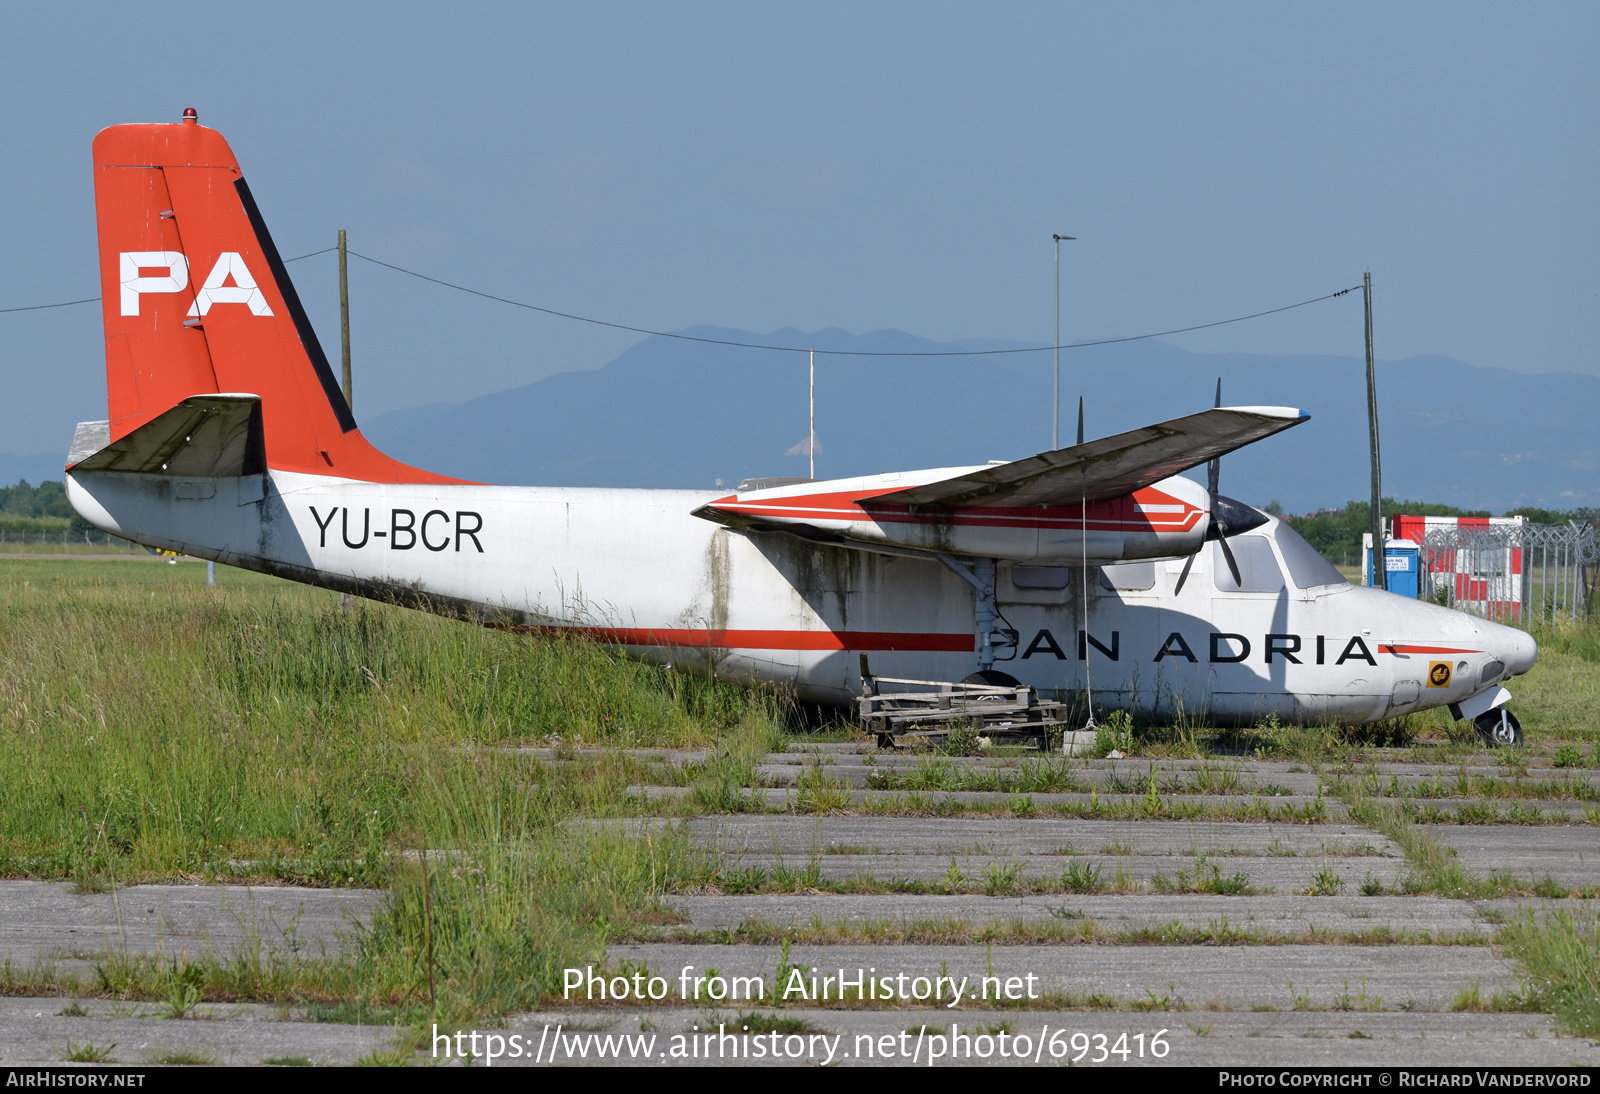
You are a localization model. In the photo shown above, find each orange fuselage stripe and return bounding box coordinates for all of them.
[500,625,976,652]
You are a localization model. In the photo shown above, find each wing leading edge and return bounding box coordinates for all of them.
[863,405,1308,510]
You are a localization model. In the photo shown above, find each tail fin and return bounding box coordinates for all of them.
[92,112,461,483]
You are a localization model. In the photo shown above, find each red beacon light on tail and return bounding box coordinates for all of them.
[182,107,197,124]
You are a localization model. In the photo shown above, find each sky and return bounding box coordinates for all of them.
[0,2,1595,456]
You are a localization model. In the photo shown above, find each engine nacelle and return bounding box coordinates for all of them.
[697,471,1216,564]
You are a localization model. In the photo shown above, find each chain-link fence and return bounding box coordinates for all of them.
[0,528,133,550]
[1420,522,1598,624]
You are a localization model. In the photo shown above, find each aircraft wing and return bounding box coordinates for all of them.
[69,394,265,478]
[862,406,1308,509]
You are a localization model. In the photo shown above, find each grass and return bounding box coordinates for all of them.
[160,980,208,1019]
[1530,618,1600,669]
[0,560,786,1023]
[1305,864,1346,896]
[1450,981,1541,1014]
[1149,857,1252,895]
[635,789,1333,823]
[1332,764,1600,1040]
[58,1040,116,1062]
[1552,743,1586,768]
[1332,766,1600,805]
[1496,911,1600,1037]
[1331,978,1382,1011]
[614,913,1483,948]
[1062,859,1105,893]
[711,1009,821,1035]
[4,557,1599,1035]
[0,565,778,883]
[868,755,1087,794]
[855,755,1299,799]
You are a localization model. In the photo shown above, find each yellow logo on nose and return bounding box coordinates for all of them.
[1428,661,1452,688]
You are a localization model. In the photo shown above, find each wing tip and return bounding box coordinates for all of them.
[1220,405,1308,421]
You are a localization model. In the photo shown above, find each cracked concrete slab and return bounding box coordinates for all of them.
[695,851,1408,892]
[1377,799,1597,821]
[1427,825,1600,886]
[753,763,1326,794]
[0,881,380,968]
[627,785,1341,814]
[646,816,1398,858]
[601,942,1516,1012]
[0,997,404,1066]
[495,1008,1600,1067]
[664,893,1491,937]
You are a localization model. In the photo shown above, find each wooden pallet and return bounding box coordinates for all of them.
[856,668,1070,750]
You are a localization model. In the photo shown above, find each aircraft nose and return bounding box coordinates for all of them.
[1501,627,1538,677]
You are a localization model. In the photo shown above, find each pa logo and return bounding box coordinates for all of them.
[1428,661,1452,688]
[119,251,274,317]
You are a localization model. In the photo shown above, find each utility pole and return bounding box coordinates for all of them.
[338,230,354,611]
[339,230,352,411]
[808,349,815,480]
[1052,234,1076,450]
[1364,270,1385,590]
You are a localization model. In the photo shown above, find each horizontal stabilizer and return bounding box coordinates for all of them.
[69,394,265,478]
[864,406,1308,509]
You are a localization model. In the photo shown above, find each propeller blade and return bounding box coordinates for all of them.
[1217,533,1243,588]
[1206,378,1222,496]
[1173,550,1196,596]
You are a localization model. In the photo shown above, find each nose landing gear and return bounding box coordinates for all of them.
[1473,707,1523,748]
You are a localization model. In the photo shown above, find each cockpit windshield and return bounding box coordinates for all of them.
[1272,519,1348,590]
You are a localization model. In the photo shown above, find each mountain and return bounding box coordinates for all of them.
[360,328,1599,514]
[14,328,1592,514]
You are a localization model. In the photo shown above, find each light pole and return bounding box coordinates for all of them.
[1052,234,1076,450]
[808,348,815,480]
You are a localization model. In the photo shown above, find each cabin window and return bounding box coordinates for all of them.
[1011,565,1073,589]
[1099,562,1156,590]
[1213,535,1285,592]
[1272,521,1348,589]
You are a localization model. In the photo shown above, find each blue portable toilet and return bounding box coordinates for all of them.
[1366,538,1421,598]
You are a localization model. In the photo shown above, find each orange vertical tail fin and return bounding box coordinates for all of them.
[91,112,462,483]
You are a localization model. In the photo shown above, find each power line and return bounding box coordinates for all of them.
[3,242,1360,357]
[0,247,337,314]
[349,248,1361,357]
[0,296,100,315]
[284,247,338,263]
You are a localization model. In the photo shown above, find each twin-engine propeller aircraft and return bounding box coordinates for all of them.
[66,113,1536,743]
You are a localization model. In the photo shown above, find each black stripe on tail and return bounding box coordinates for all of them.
[233,178,358,434]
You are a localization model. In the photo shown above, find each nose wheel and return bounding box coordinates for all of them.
[1473,707,1523,748]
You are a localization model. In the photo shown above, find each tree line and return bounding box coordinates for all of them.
[1276,497,1599,566]
[0,479,95,535]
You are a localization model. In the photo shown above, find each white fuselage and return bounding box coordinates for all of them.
[65,467,1536,725]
